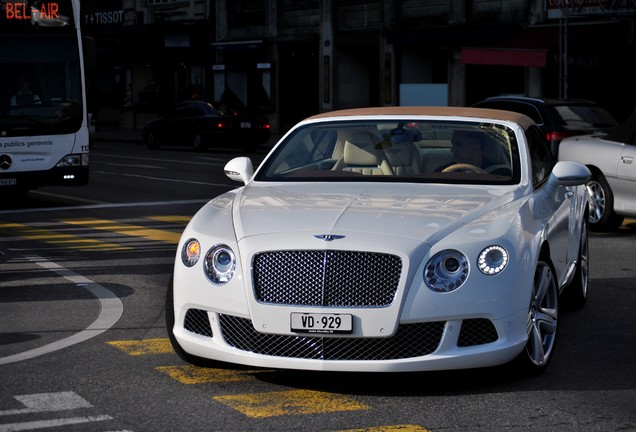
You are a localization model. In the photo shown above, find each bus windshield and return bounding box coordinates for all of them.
[0,1,82,137]
[0,35,83,136]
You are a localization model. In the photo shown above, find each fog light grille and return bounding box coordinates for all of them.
[184,308,213,337]
[457,318,498,347]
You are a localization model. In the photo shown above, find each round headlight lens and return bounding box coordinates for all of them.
[478,245,509,275]
[424,249,469,292]
[181,239,200,267]
[204,244,236,284]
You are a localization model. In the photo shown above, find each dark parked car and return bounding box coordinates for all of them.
[142,100,271,151]
[473,96,618,156]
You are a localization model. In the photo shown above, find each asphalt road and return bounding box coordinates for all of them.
[0,138,635,432]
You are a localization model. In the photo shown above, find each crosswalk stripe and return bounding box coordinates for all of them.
[213,389,369,418]
[156,365,260,384]
[0,223,129,251]
[61,218,182,244]
[106,338,173,355]
[340,426,430,432]
[147,215,192,223]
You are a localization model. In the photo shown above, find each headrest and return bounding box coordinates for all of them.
[344,131,378,165]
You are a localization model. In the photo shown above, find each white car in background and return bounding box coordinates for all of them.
[559,113,636,231]
[167,107,590,375]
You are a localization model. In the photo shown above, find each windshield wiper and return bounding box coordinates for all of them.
[1,114,50,126]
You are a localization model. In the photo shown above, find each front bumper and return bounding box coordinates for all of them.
[172,307,528,372]
[0,165,88,190]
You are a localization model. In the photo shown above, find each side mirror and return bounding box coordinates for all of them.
[224,157,254,184]
[544,161,591,195]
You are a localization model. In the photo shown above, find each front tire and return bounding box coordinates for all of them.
[146,132,159,150]
[587,173,624,232]
[514,257,559,374]
[192,134,207,151]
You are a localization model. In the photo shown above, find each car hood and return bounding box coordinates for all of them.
[230,182,519,244]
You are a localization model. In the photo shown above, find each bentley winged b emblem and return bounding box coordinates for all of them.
[314,234,346,242]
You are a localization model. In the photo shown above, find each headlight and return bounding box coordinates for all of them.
[477,245,508,275]
[181,239,200,267]
[424,249,469,292]
[56,154,86,167]
[204,244,236,284]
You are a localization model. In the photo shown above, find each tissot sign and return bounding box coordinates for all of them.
[84,10,124,26]
[547,0,636,18]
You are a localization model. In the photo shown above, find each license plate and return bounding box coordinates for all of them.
[240,121,251,128]
[0,178,17,186]
[290,313,352,334]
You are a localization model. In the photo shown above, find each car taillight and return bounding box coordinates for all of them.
[546,131,577,142]
[263,123,271,130]
[217,121,227,129]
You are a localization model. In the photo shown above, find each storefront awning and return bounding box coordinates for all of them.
[211,40,264,52]
[461,47,548,67]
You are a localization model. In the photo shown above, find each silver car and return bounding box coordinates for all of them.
[559,114,636,231]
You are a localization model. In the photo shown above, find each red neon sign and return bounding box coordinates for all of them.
[5,2,60,20]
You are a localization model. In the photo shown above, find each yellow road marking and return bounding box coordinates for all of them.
[213,389,369,418]
[0,222,129,251]
[106,338,173,355]
[147,215,192,223]
[341,426,430,432]
[62,218,181,244]
[156,365,260,384]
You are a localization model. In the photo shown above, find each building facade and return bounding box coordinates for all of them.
[81,0,636,134]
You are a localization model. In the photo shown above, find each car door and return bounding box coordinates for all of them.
[162,103,188,145]
[527,126,574,283]
[616,142,636,213]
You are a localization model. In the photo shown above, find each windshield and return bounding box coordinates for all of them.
[257,120,520,185]
[555,105,618,129]
[0,34,83,136]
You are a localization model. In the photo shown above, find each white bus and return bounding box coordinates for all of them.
[0,0,89,195]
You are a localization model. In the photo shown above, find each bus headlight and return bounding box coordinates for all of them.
[56,154,84,167]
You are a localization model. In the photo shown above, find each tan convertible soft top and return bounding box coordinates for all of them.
[306,106,535,130]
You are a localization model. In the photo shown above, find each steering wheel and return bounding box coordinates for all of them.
[442,163,487,174]
[485,164,511,175]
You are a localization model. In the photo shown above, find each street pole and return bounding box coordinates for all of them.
[558,1,569,99]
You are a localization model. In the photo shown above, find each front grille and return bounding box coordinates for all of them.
[457,318,498,347]
[219,314,444,360]
[184,308,213,337]
[253,250,402,307]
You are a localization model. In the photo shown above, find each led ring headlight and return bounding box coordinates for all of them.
[478,245,509,275]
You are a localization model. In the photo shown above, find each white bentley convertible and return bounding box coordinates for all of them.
[167,107,590,374]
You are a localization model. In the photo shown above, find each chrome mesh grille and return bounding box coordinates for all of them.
[184,308,213,338]
[457,318,498,347]
[252,250,402,307]
[219,314,444,360]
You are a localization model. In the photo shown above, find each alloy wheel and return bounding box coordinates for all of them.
[525,261,558,367]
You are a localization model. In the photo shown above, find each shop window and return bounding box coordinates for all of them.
[228,0,266,28]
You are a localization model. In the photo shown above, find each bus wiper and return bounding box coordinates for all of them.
[1,114,50,126]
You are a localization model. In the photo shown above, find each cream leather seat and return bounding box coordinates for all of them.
[332,131,393,175]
